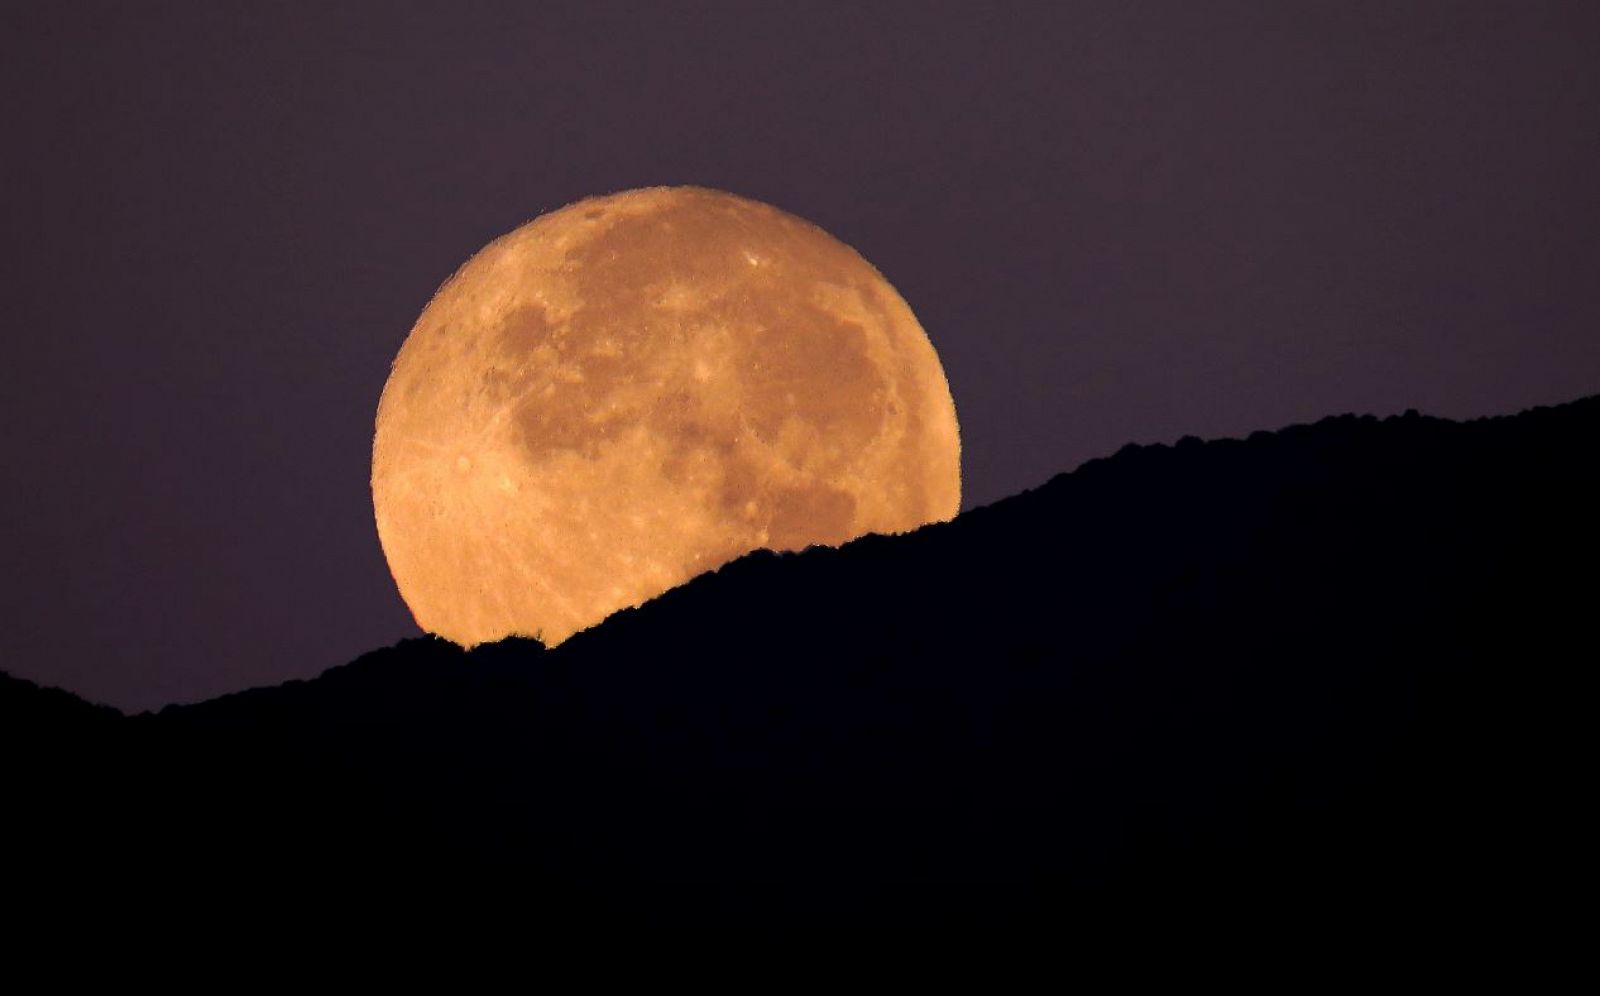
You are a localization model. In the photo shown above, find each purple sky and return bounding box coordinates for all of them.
[3,1,1597,710]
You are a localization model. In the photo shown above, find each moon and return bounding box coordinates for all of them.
[372,186,960,647]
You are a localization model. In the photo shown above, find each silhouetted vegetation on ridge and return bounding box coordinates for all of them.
[3,395,1596,937]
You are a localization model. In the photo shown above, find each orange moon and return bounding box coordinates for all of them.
[371,186,960,647]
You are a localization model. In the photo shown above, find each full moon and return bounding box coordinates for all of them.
[372,186,961,646]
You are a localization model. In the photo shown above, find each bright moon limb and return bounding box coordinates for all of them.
[372,186,960,646]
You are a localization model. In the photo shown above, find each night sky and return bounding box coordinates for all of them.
[4,1,1597,711]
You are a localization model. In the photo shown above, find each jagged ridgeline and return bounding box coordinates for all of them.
[4,395,1596,933]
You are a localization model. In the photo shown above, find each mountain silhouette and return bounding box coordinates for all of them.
[5,396,1596,938]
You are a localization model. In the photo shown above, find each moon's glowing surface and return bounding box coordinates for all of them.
[372,186,960,646]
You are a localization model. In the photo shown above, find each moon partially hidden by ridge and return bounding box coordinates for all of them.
[372,186,961,647]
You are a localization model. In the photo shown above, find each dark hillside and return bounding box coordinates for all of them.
[5,396,1596,936]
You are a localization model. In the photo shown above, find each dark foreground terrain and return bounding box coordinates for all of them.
[5,396,1596,937]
